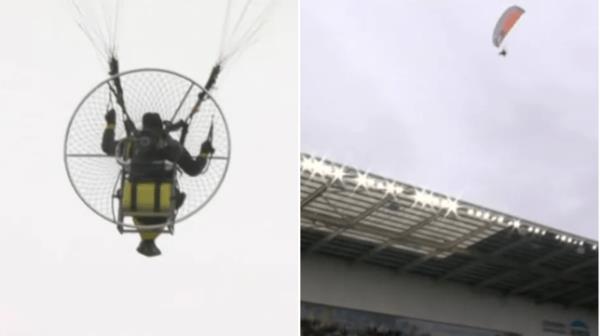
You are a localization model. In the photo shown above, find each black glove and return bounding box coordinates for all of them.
[105,109,116,125]
[164,120,186,132]
[200,140,215,157]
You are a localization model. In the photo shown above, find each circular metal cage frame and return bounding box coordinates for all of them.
[64,68,231,230]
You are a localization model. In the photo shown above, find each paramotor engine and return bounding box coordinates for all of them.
[64,68,231,233]
[64,0,269,235]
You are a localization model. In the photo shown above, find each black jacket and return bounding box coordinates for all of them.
[102,127,207,177]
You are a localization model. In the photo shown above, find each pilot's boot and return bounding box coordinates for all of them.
[137,239,161,257]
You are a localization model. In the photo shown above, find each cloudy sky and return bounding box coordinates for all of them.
[301,0,598,239]
[0,0,297,335]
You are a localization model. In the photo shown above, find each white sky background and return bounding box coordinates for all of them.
[301,0,598,239]
[0,0,298,335]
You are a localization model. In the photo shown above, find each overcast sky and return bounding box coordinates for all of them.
[0,1,297,335]
[301,0,598,239]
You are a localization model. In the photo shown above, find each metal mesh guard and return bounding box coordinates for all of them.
[64,68,231,228]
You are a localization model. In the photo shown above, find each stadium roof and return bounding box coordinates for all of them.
[300,153,598,311]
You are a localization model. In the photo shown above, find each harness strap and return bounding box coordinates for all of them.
[154,182,161,212]
[131,181,137,211]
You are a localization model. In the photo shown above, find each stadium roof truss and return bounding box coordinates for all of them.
[300,154,598,311]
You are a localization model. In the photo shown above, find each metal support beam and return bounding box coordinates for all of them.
[537,281,595,304]
[301,210,342,225]
[397,221,494,274]
[399,245,589,288]
[474,247,568,289]
[467,250,590,286]
[352,211,439,264]
[305,196,390,255]
[302,210,437,246]
[509,258,597,295]
[437,236,531,281]
[303,208,592,290]
[301,183,329,209]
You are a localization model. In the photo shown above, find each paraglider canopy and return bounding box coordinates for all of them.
[492,5,525,51]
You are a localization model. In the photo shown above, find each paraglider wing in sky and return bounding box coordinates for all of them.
[492,5,525,48]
